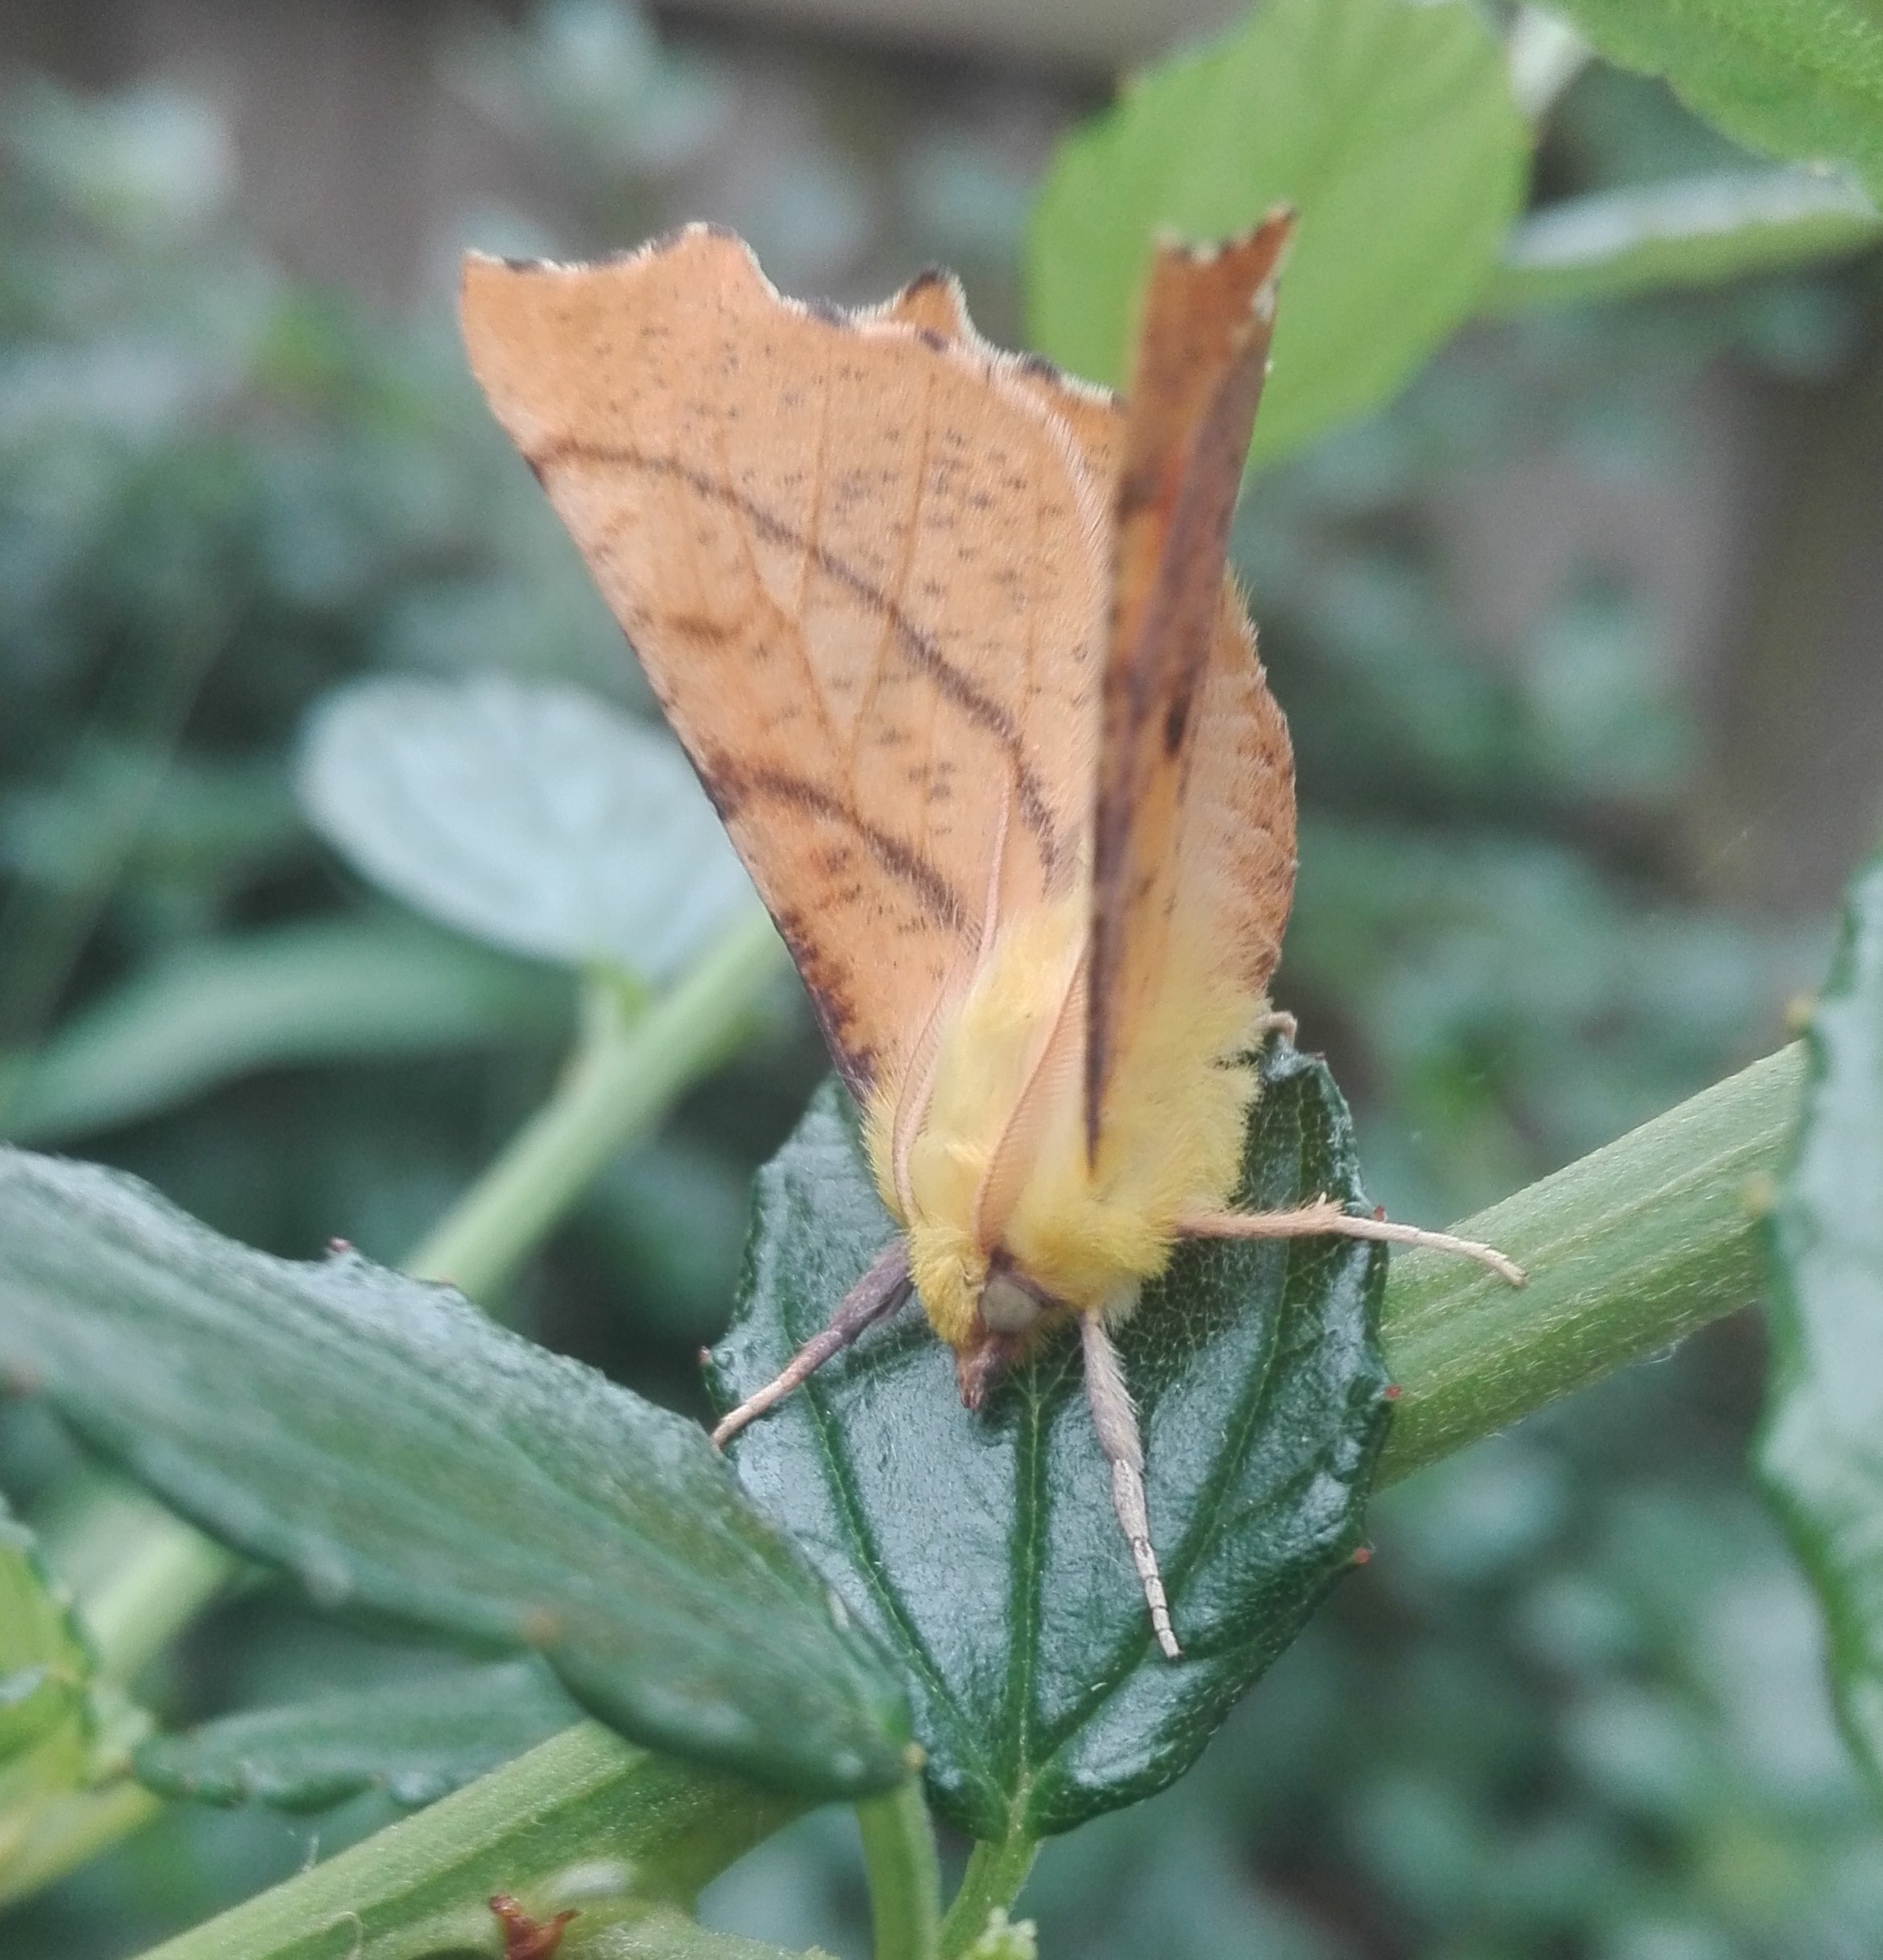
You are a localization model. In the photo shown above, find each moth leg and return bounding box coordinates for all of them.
[1081,1297,1181,1662]
[1180,1197,1524,1286]
[711,1237,913,1448]
[1252,1006,1297,1044]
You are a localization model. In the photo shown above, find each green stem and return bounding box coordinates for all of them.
[937,1829,1038,1958]
[0,1780,164,1912]
[43,1480,240,1685]
[1377,1042,1803,1482]
[134,1724,806,1960]
[409,907,786,1298]
[855,1779,941,1960]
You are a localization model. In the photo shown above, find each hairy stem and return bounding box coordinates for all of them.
[1378,1042,1802,1482]
[937,1829,1039,1958]
[135,1726,804,1960]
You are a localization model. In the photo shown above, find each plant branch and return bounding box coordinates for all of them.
[855,1778,941,1960]
[133,1724,807,1960]
[937,1829,1039,1958]
[409,906,786,1299]
[1378,1042,1802,1482]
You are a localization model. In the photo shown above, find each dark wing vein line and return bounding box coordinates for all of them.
[720,767,967,931]
[535,436,1064,872]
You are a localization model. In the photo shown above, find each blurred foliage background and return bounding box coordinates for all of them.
[1,1,1881,1955]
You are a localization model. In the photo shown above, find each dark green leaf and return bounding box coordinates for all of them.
[0,743,301,896]
[1541,0,1883,212]
[1485,167,1881,313]
[298,677,753,983]
[0,916,566,1145]
[0,1150,911,1800]
[135,1656,581,1813]
[1027,0,1528,466]
[708,1041,1389,1841]
[1761,846,1883,1793]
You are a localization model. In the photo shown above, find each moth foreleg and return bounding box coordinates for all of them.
[1081,1300,1181,1662]
[1179,1197,1524,1286]
[711,1237,914,1448]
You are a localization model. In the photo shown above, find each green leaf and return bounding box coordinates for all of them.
[1484,165,1881,312]
[298,676,753,984]
[0,742,301,896]
[708,1040,1389,1842]
[0,1149,912,1801]
[1540,0,1883,212]
[1026,0,1528,466]
[0,915,566,1145]
[134,1655,582,1813]
[1760,847,1883,1793]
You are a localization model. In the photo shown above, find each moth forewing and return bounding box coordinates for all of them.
[459,227,1106,1107]
[1084,213,1296,1166]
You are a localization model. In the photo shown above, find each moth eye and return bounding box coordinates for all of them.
[980,1272,1043,1335]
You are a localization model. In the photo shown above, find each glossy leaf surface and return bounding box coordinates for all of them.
[298,676,753,984]
[710,1040,1390,1841]
[1761,847,1883,1791]
[1027,0,1526,467]
[0,1150,910,1800]
[135,1656,581,1813]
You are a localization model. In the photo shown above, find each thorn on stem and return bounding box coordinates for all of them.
[489,1896,578,1960]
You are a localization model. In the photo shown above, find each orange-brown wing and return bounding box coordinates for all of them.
[460,226,1105,1100]
[1082,215,1296,1155]
[880,250,1299,1155]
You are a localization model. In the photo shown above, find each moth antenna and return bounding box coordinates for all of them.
[977,774,1014,963]
[890,780,1014,1215]
[1178,1197,1524,1287]
[971,944,1086,1253]
[711,1238,913,1447]
[888,988,952,1220]
[1080,1300,1181,1661]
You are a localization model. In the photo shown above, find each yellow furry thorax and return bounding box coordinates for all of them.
[864,893,1265,1350]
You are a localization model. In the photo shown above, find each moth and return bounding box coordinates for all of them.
[461,220,1520,1660]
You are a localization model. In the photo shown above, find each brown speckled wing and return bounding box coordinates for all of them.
[461,226,1106,1100]
[1082,218,1297,1154]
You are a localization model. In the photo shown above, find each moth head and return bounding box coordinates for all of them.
[953,1254,1059,1409]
